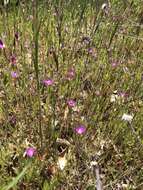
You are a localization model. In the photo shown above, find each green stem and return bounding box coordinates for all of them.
[33,0,43,148]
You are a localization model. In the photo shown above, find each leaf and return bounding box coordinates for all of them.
[2,161,32,190]
[42,181,51,190]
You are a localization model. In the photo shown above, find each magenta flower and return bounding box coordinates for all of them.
[118,91,128,98]
[0,39,5,49]
[43,79,54,86]
[11,71,18,78]
[111,61,120,68]
[111,62,118,68]
[66,68,75,80]
[67,99,76,107]
[75,124,86,135]
[25,147,36,158]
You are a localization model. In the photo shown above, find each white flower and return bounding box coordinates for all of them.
[101,3,107,10]
[57,155,67,170]
[4,0,9,6]
[110,91,119,102]
[122,114,133,122]
[110,94,119,102]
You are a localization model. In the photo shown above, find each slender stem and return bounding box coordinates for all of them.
[32,0,43,148]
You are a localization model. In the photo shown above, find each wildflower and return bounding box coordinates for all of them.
[110,90,119,102]
[43,79,54,86]
[75,124,86,135]
[66,68,75,80]
[25,147,36,158]
[122,114,133,122]
[57,155,67,170]
[111,62,118,68]
[101,3,107,10]
[88,48,93,54]
[4,0,9,6]
[9,115,16,126]
[11,71,18,78]
[67,99,76,107]
[110,94,118,102]
[0,39,5,49]
[82,36,91,45]
[118,91,128,98]
[110,91,128,103]
[88,47,97,58]
[101,3,109,15]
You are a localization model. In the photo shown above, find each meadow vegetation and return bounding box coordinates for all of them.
[0,0,143,189]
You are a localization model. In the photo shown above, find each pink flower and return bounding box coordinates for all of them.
[111,62,118,68]
[75,124,86,135]
[25,147,36,158]
[67,99,76,107]
[43,79,54,86]
[66,68,75,80]
[118,91,128,98]
[0,39,5,49]
[111,60,121,68]
[11,71,18,78]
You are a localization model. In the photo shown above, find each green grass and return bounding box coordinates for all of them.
[0,0,143,189]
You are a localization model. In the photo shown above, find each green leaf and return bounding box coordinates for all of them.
[2,161,32,190]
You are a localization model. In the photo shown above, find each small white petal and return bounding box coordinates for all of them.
[57,156,67,170]
[101,3,107,10]
[90,161,98,166]
[110,94,119,102]
[122,114,133,122]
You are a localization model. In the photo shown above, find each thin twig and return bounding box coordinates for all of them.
[91,161,103,190]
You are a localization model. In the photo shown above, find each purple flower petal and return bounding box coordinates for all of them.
[111,62,117,68]
[25,147,36,158]
[11,71,18,78]
[67,99,76,107]
[43,79,54,86]
[118,91,128,98]
[66,68,75,80]
[75,124,86,135]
